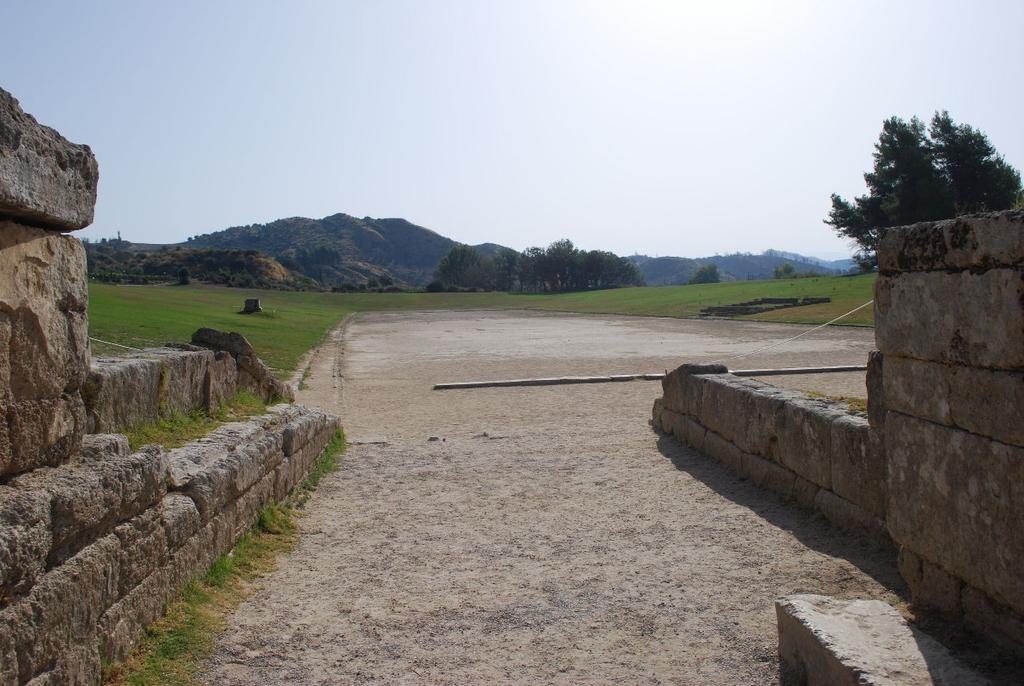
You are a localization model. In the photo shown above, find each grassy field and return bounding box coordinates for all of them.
[88,274,875,376]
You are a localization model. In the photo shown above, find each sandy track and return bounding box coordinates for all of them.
[204,312,900,685]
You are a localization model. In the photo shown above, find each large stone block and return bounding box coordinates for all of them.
[8,445,167,567]
[161,493,201,552]
[205,350,238,411]
[700,374,755,445]
[3,393,86,476]
[703,430,744,474]
[865,350,885,428]
[886,412,1024,615]
[743,452,796,496]
[84,357,162,433]
[145,347,213,417]
[776,398,843,489]
[0,88,98,230]
[97,566,172,665]
[776,594,990,686]
[829,415,886,518]
[0,485,52,607]
[112,508,168,600]
[874,269,1024,369]
[962,585,1024,656]
[898,546,963,618]
[877,210,1024,274]
[813,490,886,540]
[191,327,255,358]
[237,353,294,403]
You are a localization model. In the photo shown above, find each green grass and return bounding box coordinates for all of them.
[104,429,346,686]
[122,391,267,450]
[89,274,875,377]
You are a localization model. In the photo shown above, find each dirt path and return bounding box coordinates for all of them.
[204,311,901,685]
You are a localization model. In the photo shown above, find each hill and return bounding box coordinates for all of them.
[184,213,506,287]
[629,250,853,285]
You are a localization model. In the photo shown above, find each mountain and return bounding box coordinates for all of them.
[629,250,852,286]
[763,249,857,273]
[184,213,505,286]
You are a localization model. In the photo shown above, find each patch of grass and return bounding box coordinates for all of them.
[807,391,869,414]
[123,391,267,450]
[104,429,346,686]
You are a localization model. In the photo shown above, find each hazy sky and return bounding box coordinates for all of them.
[3,1,1022,259]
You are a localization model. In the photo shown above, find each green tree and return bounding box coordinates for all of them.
[827,113,1021,270]
[436,244,494,290]
[689,263,720,284]
[773,262,796,279]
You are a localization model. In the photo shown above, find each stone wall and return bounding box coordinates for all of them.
[875,210,1024,650]
[654,210,1024,653]
[653,365,887,540]
[0,87,343,684]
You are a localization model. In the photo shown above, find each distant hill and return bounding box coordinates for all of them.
[184,213,507,287]
[629,250,854,285]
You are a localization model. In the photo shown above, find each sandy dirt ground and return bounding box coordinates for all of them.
[204,311,907,685]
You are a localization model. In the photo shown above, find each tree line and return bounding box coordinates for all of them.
[828,111,1022,269]
[432,239,644,292]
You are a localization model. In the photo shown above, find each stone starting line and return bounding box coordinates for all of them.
[432,365,867,390]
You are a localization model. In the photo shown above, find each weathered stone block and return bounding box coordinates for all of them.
[703,430,743,474]
[898,546,962,617]
[191,327,255,358]
[205,351,238,411]
[865,350,884,429]
[145,347,213,417]
[237,353,294,403]
[886,412,1024,615]
[743,452,796,496]
[0,88,99,230]
[792,475,820,510]
[882,355,952,425]
[776,398,841,489]
[813,490,886,540]
[776,594,990,686]
[651,397,663,429]
[0,485,52,607]
[112,508,168,599]
[84,357,162,433]
[161,493,201,552]
[4,393,86,476]
[76,432,130,462]
[97,566,172,664]
[829,415,886,518]
[962,586,1024,656]
[700,375,755,445]
[8,445,167,567]
[875,269,1024,369]
[877,210,1024,274]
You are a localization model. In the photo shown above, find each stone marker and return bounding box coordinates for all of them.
[776,594,990,686]
[242,298,262,314]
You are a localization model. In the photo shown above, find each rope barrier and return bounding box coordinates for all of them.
[89,336,144,352]
[716,299,874,364]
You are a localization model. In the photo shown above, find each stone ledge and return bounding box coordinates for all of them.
[877,210,1024,274]
[0,88,99,230]
[776,594,990,685]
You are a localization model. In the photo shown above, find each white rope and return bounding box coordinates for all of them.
[89,336,144,352]
[717,299,874,364]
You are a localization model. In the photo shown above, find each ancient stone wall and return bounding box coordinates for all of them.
[875,210,1024,650]
[653,366,887,540]
[0,88,342,684]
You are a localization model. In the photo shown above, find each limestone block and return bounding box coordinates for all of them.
[205,350,238,411]
[813,490,886,540]
[237,353,294,403]
[0,485,52,607]
[776,398,842,489]
[874,269,1024,369]
[898,546,962,617]
[743,452,796,496]
[97,566,172,665]
[882,355,952,425]
[739,381,799,460]
[792,475,820,510]
[776,594,990,686]
[1,534,119,684]
[700,374,755,445]
[4,393,86,476]
[886,412,1024,615]
[161,493,201,552]
[273,403,332,456]
[76,432,130,461]
[0,88,99,230]
[829,415,886,518]
[660,364,727,416]
[144,347,213,417]
[877,211,1024,274]
[703,430,744,474]
[651,397,663,429]
[865,350,885,428]
[191,327,255,358]
[962,586,1024,655]
[84,357,162,433]
[8,445,167,567]
[166,421,284,521]
[112,508,168,599]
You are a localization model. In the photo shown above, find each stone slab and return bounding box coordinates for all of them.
[776,594,990,685]
[0,88,98,230]
[777,397,843,489]
[3,393,86,476]
[829,415,886,518]
[886,412,1024,615]
[874,269,1024,369]
[898,546,963,618]
[84,356,162,433]
[877,211,1024,274]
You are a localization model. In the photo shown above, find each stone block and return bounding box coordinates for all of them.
[829,415,886,518]
[0,485,52,607]
[191,327,256,358]
[865,350,884,428]
[886,412,1024,615]
[112,508,168,599]
[776,594,990,686]
[84,356,162,433]
[3,393,86,476]
[237,353,294,403]
[651,397,663,429]
[703,430,743,474]
[813,490,886,540]
[962,586,1024,656]
[0,88,99,230]
[97,566,172,664]
[898,546,963,617]
[274,403,332,456]
[161,493,201,552]
[700,374,755,445]
[204,351,238,411]
[877,210,1024,274]
[882,355,952,425]
[743,452,796,496]
[874,269,1024,369]
[777,398,841,489]
[76,432,130,462]
[739,381,797,459]
[8,445,167,567]
[144,347,213,417]
[792,475,820,510]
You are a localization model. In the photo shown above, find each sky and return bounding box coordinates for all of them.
[3,1,1022,260]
